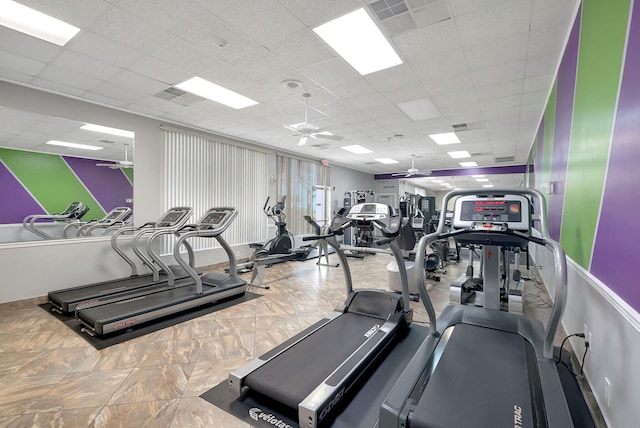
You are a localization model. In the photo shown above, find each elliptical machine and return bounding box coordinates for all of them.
[250,196,294,259]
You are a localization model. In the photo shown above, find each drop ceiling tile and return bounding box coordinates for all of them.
[531,0,578,30]
[82,91,137,108]
[463,32,528,71]
[113,0,212,36]
[449,0,510,17]
[37,65,102,91]
[180,16,260,62]
[89,81,148,104]
[217,0,306,44]
[299,57,360,87]
[52,50,122,81]
[89,6,174,53]
[365,64,422,93]
[479,94,522,111]
[199,62,261,92]
[0,50,46,77]
[455,1,530,46]
[67,31,146,69]
[128,56,190,86]
[393,19,462,60]
[420,71,474,97]
[0,27,63,63]
[346,92,389,110]
[527,24,568,59]
[523,74,553,92]
[151,38,223,75]
[524,54,558,78]
[470,59,525,87]
[432,89,478,109]
[265,29,335,69]
[325,78,377,101]
[0,68,34,84]
[410,49,468,79]
[474,79,523,101]
[107,70,168,96]
[277,0,363,27]
[230,47,294,82]
[31,77,87,97]
[522,89,548,106]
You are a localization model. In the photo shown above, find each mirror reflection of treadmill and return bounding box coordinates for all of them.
[47,207,194,313]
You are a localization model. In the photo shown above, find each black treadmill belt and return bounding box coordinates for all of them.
[77,280,244,325]
[245,312,383,409]
[412,324,538,428]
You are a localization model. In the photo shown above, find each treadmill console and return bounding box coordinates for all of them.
[100,207,130,223]
[156,207,192,227]
[198,208,235,231]
[453,195,530,231]
[346,202,400,237]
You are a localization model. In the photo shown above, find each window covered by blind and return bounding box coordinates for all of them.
[164,129,268,253]
[276,155,330,236]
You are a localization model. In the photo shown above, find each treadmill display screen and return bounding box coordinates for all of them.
[202,211,228,226]
[103,211,123,221]
[360,204,377,214]
[159,210,188,225]
[459,200,522,223]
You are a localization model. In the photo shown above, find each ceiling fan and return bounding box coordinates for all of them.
[96,143,133,169]
[391,154,432,177]
[284,93,344,146]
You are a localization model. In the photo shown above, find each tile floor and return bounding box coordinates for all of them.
[0,250,604,427]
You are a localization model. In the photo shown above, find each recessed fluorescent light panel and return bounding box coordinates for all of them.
[313,8,402,75]
[46,140,103,151]
[429,132,460,145]
[81,124,135,139]
[432,179,444,183]
[459,161,477,167]
[341,145,372,154]
[447,150,470,159]
[476,178,489,182]
[482,184,494,188]
[397,98,441,121]
[0,1,80,46]
[175,77,258,109]
[472,175,485,178]
[375,158,398,164]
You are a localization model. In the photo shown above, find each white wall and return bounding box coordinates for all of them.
[530,244,640,427]
[330,164,376,215]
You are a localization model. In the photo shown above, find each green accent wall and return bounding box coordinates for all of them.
[542,81,557,190]
[123,168,133,184]
[560,0,630,268]
[0,148,105,219]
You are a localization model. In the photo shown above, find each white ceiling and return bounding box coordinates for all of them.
[0,0,578,190]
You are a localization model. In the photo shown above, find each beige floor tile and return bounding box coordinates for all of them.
[198,334,254,361]
[169,397,249,428]
[0,374,66,415]
[90,399,179,428]
[73,342,151,372]
[0,407,101,428]
[3,347,94,377]
[107,365,191,405]
[182,358,250,397]
[137,339,201,367]
[26,370,131,412]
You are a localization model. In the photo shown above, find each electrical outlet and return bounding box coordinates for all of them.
[604,377,612,407]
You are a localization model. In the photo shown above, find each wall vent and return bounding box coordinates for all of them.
[495,156,516,163]
[368,0,451,37]
[154,87,206,106]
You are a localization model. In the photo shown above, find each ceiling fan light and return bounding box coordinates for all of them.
[298,136,309,146]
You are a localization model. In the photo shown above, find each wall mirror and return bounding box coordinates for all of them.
[0,106,134,243]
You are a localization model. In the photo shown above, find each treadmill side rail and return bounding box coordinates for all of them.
[298,320,400,427]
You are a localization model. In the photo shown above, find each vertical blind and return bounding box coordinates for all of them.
[164,129,268,253]
[276,155,330,236]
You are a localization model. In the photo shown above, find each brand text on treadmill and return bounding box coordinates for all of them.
[514,404,523,427]
[364,324,380,338]
[249,408,293,428]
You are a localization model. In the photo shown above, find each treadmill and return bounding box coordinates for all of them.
[380,188,574,428]
[229,202,414,428]
[62,206,131,237]
[75,207,247,336]
[23,201,90,240]
[47,206,194,313]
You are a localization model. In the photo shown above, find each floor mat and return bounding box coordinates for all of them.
[200,324,428,428]
[39,292,261,350]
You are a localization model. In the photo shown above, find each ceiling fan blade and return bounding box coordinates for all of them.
[313,133,344,141]
[283,124,300,133]
[298,135,309,146]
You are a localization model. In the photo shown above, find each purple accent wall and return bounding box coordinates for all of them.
[591,1,640,311]
[63,157,133,212]
[0,161,45,223]
[536,119,545,189]
[374,164,526,180]
[548,7,581,241]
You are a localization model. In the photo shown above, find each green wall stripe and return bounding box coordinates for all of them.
[542,80,557,190]
[123,167,133,184]
[560,0,630,268]
[0,148,106,220]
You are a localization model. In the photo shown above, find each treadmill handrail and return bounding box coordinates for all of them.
[173,208,239,294]
[415,187,567,359]
[144,227,196,286]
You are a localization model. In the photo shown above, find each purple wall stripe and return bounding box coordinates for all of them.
[591,1,640,311]
[548,6,581,241]
[0,161,45,223]
[63,157,133,213]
